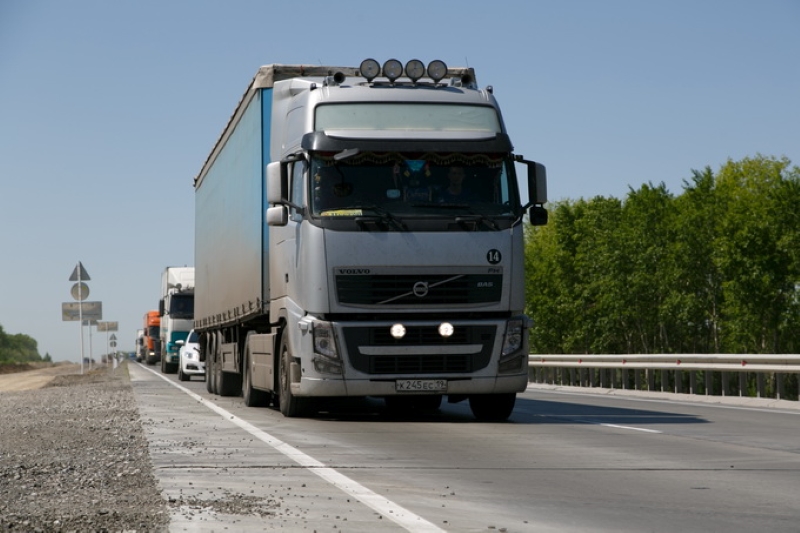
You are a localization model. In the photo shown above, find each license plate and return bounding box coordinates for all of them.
[395,379,447,392]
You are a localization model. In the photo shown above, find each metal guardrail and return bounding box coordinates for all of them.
[528,354,800,401]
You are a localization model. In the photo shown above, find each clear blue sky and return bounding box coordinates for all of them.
[1,0,797,361]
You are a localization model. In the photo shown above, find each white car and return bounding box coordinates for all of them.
[177,329,204,381]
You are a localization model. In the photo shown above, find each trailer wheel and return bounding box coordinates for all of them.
[205,335,216,394]
[243,345,269,407]
[216,361,242,397]
[205,358,215,393]
[468,393,516,421]
[278,337,314,417]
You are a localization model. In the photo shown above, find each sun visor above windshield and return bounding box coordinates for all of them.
[301,131,514,154]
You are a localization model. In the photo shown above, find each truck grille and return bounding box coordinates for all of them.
[336,274,502,306]
[343,325,496,375]
[371,354,471,373]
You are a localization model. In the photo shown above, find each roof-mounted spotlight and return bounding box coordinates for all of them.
[405,59,425,83]
[382,59,403,83]
[359,58,380,82]
[427,60,448,84]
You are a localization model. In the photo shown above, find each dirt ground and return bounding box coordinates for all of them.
[0,362,86,392]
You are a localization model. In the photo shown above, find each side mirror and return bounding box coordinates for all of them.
[267,205,288,226]
[175,339,185,346]
[266,161,285,204]
[527,162,548,205]
[529,205,548,226]
[516,156,549,226]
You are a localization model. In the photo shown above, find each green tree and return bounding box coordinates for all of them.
[525,155,800,358]
[0,323,43,363]
[618,183,676,353]
[715,155,800,352]
[668,167,723,353]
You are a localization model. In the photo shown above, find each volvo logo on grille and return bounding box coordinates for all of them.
[338,268,371,275]
[412,281,429,297]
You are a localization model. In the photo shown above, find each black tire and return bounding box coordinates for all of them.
[216,358,242,397]
[243,346,269,407]
[178,365,189,382]
[205,357,215,393]
[278,336,314,417]
[205,334,216,394]
[468,393,516,421]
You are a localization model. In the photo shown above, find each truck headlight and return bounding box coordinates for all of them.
[312,322,342,375]
[313,323,338,359]
[501,318,524,356]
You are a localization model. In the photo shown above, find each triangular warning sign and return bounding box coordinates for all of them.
[69,261,90,281]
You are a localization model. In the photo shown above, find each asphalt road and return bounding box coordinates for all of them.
[128,363,800,533]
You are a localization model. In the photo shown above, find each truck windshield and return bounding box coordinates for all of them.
[308,153,520,226]
[168,294,194,319]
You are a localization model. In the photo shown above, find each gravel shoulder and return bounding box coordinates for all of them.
[0,360,169,532]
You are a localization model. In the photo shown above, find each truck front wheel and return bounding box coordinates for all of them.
[278,337,314,417]
[468,393,516,421]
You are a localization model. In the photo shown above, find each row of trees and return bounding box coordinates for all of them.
[0,324,47,364]
[525,154,800,355]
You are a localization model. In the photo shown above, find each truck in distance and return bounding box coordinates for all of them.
[194,58,548,420]
[158,266,194,374]
[143,310,160,366]
[135,328,145,363]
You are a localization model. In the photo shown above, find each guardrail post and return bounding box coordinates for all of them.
[776,373,784,400]
[757,373,765,398]
[675,370,683,394]
[705,371,713,396]
[739,373,746,397]
[721,371,729,396]
[634,369,641,391]
[647,369,655,392]
[689,372,697,395]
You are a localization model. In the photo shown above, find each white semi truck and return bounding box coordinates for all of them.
[158,266,194,374]
[194,59,547,420]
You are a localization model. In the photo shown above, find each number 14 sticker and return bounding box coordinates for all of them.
[487,249,502,264]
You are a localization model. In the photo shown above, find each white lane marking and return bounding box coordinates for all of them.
[137,365,445,533]
[515,406,663,433]
[588,421,662,433]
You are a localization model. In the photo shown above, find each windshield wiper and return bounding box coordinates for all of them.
[412,203,501,230]
[456,213,500,231]
[351,205,407,231]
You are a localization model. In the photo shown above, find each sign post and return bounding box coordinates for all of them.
[65,262,100,374]
[97,322,119,366]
